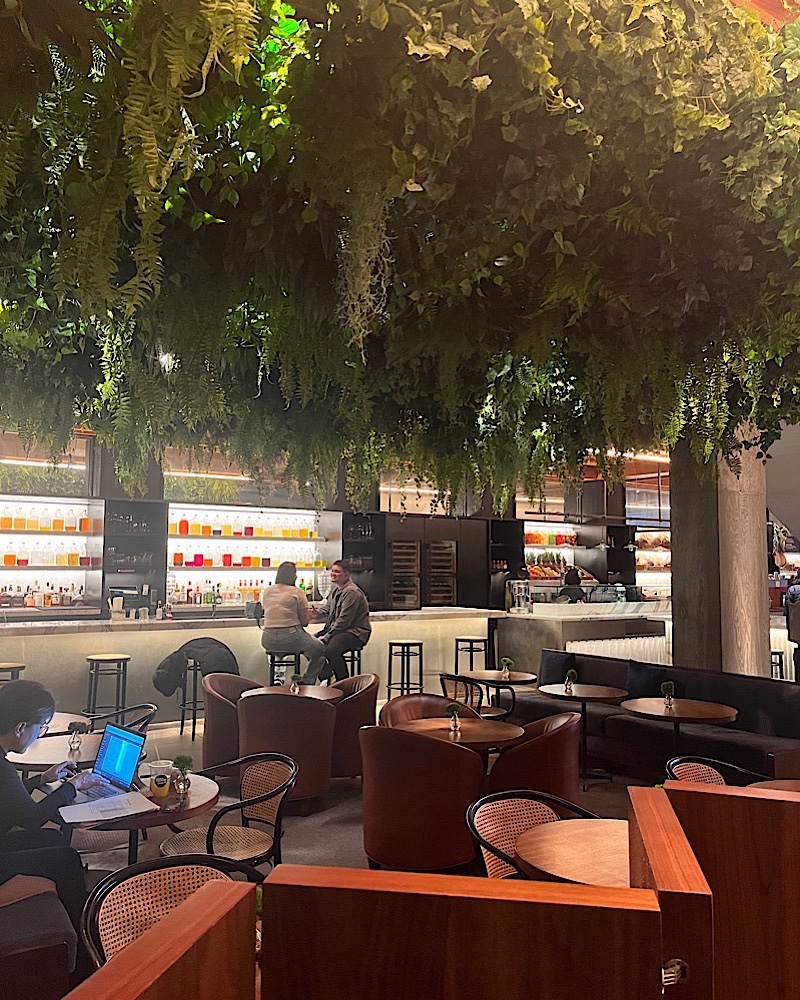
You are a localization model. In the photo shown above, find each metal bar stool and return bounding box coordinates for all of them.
[454,636,489,674]
[771,650,785,680]
[85,654,130,715]
[265,652,301,686]
[342,648,362,677]
[179,658,204,740]
[0,663,25,685]
[386,641,423,698]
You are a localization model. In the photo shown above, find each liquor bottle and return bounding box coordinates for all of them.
[51,587,61,607]
[155,600,164,620]
[186,581,192,603]
[43,583,52,607]
[215,583,223,605]
[194,582,203,605]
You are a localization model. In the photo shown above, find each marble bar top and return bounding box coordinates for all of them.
[0,606,506,638]
[508,600,672,620]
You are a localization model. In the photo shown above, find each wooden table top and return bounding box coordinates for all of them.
[395,717,524,749]
[7,732,103,771]
[515,819,630,887]
[241,685,344,702]
[539,683,629,703]
[47,712,91,735]
[621,698,738,724]
[87,772,220,832]
[748,779,800,792]
[461,670,538,686]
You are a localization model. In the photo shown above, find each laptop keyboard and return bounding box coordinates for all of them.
[81,783,123,800]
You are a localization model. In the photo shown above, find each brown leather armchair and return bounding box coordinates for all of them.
[487,712,581,803]
[359,726,485,871]
[378,693,480,727]
[238,692,336,808]
[330,673,379,778]
[201,673,262,774]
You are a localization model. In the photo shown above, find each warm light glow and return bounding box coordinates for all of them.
[606,450,670,464]
[163,469,252,482]
[0,458,85,471]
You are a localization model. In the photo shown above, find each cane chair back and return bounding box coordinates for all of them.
[670,761,725,785]
[439,675,484,712]
[81,855,260,966]
[666,755,768,786]
[85,704,158,734]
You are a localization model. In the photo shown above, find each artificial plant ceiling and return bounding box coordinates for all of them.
[2,0,800,507]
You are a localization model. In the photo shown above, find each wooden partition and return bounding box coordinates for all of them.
[261,866,664,1000]
[65,881,256,1000]
[666,781,800,1000]
[628,786,714,999]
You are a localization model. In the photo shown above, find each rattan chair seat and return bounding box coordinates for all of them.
[160,825,274,860]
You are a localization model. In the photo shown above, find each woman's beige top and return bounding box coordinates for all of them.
[260,584,310,628]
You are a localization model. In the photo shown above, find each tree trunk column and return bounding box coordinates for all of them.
[717,444,770,677]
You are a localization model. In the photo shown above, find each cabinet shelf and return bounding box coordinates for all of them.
[524,544,584,552]
[0,529,96,538]
[169,565,322,572]
[0,564,97,571]
[169,533,321,542]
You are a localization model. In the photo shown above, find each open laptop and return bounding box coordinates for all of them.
[72,723,146,802]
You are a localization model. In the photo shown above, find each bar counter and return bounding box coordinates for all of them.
[3,608,505,722]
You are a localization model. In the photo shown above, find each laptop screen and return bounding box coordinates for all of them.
[93,723,145,789]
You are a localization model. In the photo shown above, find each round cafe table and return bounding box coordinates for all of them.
[7,732,103,774]
[538,684,629,785]
[460,669,538,718]
[240,685,343,703]
[79,771,220,866]
[620,697,737,754]
[748,779,800,792]
[47,712,92,736]
[515,818,630,887]
[394,717,524,752]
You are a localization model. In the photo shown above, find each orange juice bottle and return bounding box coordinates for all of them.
[65,509,77,532]
[202,522,211,536]
[168,520,177,535]
[0,509,11,531]
[13,509,25,531]
[26,514,39,531]
[52,514,65,532]
[190,520,201,535]
[3,551,16,566]
[79,515,90,533]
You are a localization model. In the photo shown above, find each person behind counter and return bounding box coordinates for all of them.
[559,567,586,604]
[308,559,371,682]
[260,561,327,682]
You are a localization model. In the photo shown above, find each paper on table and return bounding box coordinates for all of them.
[59,791,160,824]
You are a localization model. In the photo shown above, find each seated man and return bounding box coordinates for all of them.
[307,560,371,682]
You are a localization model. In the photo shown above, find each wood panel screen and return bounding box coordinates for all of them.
[261,865,664,1000]
[65,881,256,1000]
[666,781,800,1000]
[628,786,713,999]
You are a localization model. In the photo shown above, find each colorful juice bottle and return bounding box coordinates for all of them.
[190,521,201,535]
[222,521,232,536]
[55,545,68,566]
[202,522,211,536]
[16,547,28,567]
[13,509,25,531]
[244,522,254,537]
[3,551,15,566]
[168,520,177,535]
[242,555,252,568]
[26,515,39,531]
[39,508,51,531]
[233,517,243,538]
[52,514,65,532]
[223,552,232,567]
[0,509,11,530]
[254,524,264,537]
[203,557,212,567]
[79,555,90,567]
[79,515,90,533]
[178,518,189,535]
[300,527,310,538]
[65,509,77,532]
[68,550,79,567]
[173,552,184,566]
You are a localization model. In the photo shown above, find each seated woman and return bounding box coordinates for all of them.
[260,561,326,683]
[0,680,101,852]
[559,567,586,604]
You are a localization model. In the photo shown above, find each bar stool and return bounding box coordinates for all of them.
[771,650,785,681]
[0,663,25,685]
[85,654,130,715]
[387,641,423,698]
[265,651,301,686]
[343,648,362,676]
[454,636,488,674]
[179,658,204,740]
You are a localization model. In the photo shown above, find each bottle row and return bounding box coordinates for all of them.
[169,544,323,569]
[0,511,97,533]
[0,542,93,568]
[168,509,318,539]
[0,582,86,609]
[166,577,314,607]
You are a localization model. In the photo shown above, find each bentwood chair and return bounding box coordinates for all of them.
[439,673,508,720]
[466,790,600,880]
[80,855,261,967]
[666,756,768,786]
[159,753,298,868]
[377,693,480,727]
[83,703,158,734]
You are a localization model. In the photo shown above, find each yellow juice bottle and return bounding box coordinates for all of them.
[222,522,233,536]
[168,521,177,535]
[68,551,79,567]
[27,516,39,531]
[190,522,201,535]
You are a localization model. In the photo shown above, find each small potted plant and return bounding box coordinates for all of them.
[564,668,578,694]
[172,754,193,798]
[661,680,675,709]
[446,702,462,732]
[290,673,302,695]
[500,657,514,681]
[67,720,89,751]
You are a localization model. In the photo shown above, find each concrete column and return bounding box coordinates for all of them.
[717,440,770,676]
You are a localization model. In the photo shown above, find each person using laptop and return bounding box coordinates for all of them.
[70,722,147,802]
[0,680,102,852]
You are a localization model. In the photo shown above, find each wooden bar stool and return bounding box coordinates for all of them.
[179,658,204,740]
[454,636,488,674]
[265,651,301,686]
[771,650,785,680]
[85,654,130,715]
[343,648,362,676]
[387,641,423,698]
[0,663,25,685]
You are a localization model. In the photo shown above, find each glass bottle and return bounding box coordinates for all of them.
[178,516,189,535]
[222,516,233,536]
[0,507,12,530]
[190,516,201,535]
[42,544,54,566]
[39,508,51,531]
[168,517,177,535]
[68,546,79,567]
[212,516,222,537]
[65,508,77,532]
[233,515,243,538]
[52,511,65,532]
[79,513,90,533]
[55,544,68,567]
[13,507,25,531]
[173,550,184,567]
[26,511,39,531]
[16,544,28,568]
[202,518,212,536]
